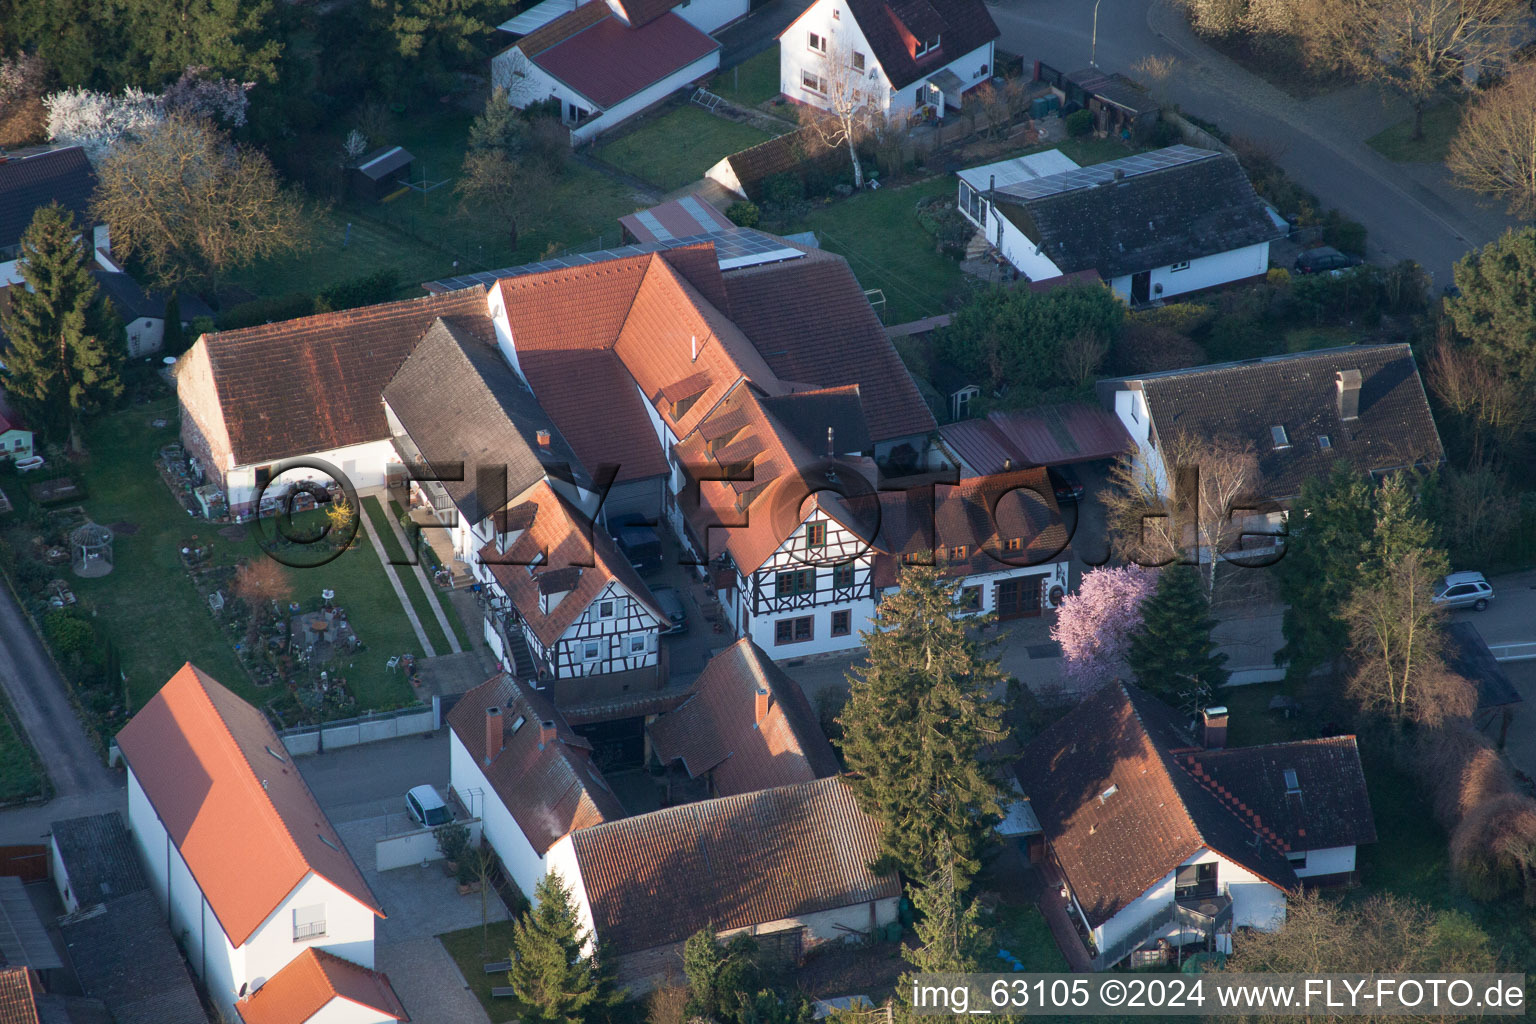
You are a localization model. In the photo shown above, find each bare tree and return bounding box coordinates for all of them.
[91,114,309,294]
[490,47,546,109]
[1292,0,1526,140]
[1447,64,1536,216]
[799,35,886,188]
[1426,340,1532,466]
[457,148,553,249]
[1058,329,1109,389]
[1101,433,1262,599]
[1342,548,1446,723]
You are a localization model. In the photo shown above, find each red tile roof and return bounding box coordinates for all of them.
[519,348,668,482]
[0,968,39,1024]
[569,777,898,955]
[872,469,1070,587]
[527,10,719,109]
[648,639,840,796]
[196,288,490,468]
[237,949,407,1024]
[724,250,936,442]
[822,0,1001,91]
[1014,683,1300,929]
[613,0,682,27]
[478,481,665,647]
[446,674,624,854]
[115,664,383,947]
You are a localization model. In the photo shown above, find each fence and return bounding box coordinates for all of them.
[375,814,484,872]
[1490,642,1536,663]
[278,703,437,757]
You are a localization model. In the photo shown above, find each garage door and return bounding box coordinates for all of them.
[996,577,1042,620]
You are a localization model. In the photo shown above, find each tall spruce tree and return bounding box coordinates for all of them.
[508,872,617,1024]
[903,841,992,975]
[1275,464,1375,680]
[1128,565,1229,706]
[0,203,123,444]
[839,566,1010,886]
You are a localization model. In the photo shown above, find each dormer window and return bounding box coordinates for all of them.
[672,393,700,421]
[915,35,940,57]
[1271,425,1290,450]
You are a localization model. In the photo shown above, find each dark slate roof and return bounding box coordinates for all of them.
[0,148,96,250]
[1014,683,1300,929]
[821,0,1001,91]
[90,272,215,324]
[60,892,208,1024]
[49,813,146,908]
[1098,343,1445,500]
[1066,68,1160,115]
[759,386,873,455]
[1444,621,1523,711]
[993,147,1282,278]
[1188,736,1377,852]
[383,318,584,522]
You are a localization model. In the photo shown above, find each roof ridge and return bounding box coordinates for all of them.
[1195,734,1358,756]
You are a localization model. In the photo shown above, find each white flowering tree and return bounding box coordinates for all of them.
[45,67,251,165]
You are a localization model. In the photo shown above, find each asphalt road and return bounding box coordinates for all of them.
[987,0,1524,288]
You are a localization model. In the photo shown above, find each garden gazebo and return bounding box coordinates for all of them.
[70,522,114,578]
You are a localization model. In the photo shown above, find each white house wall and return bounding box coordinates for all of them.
[304,997,398,1024]
[1091,847,1286,965]
[243,872,378,991]
[780,0,888,113]
[450,730,550,900]
[544,835,596,953]
[126,316,166,358]
[1292,844,1355,879]
[1107,242,1270,303]
[224,438,399,516]
[1111,388,1168,495]
[985,206,1064,282]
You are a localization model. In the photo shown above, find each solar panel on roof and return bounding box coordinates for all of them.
[994,145,1215,203]
[425,228,807,291]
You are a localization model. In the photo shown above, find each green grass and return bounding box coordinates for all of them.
[438,921,525,1024]
[232,111,644,302]
[1284,325,1356,352]
[0,691,43,803]
[1054,135,1146,167]
[7,401,420,715]
[1366,102,1462,163]
[361,495,450,655]
[708,50,783,108]
[597,106,777,191]
[784,175,966,325]
[994,903,1070,972]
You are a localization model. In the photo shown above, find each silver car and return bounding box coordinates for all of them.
[1433,571,1494,611]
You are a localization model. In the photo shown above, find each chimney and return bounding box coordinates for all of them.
[827,426,835,457]
[536,429,551,447]
[1201,706,1228,750]
[538,719,557,748]
[485,706,504,763]
[755,687,771,724]
[989,173,995,196]
[1336,369,1361,421]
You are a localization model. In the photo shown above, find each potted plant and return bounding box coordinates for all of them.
[434,821,470,875]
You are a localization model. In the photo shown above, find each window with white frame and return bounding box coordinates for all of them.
[292,903,326,941]
[801,70,827,94]
[852,51,865,71]
[808,31,828,54]
[598,600,615,619]
[914,35,940,57]
[581,640,601,661]
[1170,260,1191,272]
[628,635,647,654]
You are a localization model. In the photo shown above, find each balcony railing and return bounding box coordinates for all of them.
[293,920,327,941]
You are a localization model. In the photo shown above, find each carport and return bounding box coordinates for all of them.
[938,402,1131,475]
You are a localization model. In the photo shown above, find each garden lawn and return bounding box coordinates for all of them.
[0,693,42,802]
[1366,102,1462,163]
[597,106,777,190]
[438,921,525,1024]
[709,50,782,107]
[58,401,418,714]
[785,175,966,325]
[233,111,644,303]
[361,495,462,655]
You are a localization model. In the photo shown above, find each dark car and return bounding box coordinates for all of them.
[1048,465,1084,503]
[609,513,663,574]
[651,585,688,634]
[1293,246,1359,275]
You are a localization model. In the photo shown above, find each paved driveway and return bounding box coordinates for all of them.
[987,0,1524,287]
[335,813,507,1024]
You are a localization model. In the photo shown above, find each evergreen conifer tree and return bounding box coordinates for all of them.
[0,202,123,444]
[839,566,1010,886]
[903,841,991,976]
[508,872,617,1024]
[1128,566,1229,706]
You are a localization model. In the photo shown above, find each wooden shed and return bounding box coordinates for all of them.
[350,145,415,202]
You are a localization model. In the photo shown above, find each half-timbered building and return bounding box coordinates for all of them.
[478,480,667,701]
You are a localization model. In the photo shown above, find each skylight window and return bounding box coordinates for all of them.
[1099,784,1119,804]
[1318,435,1332,450]
[318,834,341,851]
[1284,769,1300,794]
[1271,425,1290,449]
[511,715,526,734]
[266,745,287,763]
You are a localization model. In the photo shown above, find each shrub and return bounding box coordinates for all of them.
[1266,267,1292,286]
[760,172,803,208]
[725,201,760,228]
[434,821,470,861]
[1133,301,1214,336]
[1322,211,1368,256]
[44,610,96,661]
[916,196,974,260]
[217,292,317,331]
[315,269,399,312]
[1113,322,1207,374]
[1149,118,1179,147]
[1065,109,1093,136]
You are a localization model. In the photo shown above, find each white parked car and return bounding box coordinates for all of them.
[405,784,452,827]
[1433,571,1494,611]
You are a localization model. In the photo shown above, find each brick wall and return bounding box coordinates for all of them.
[176,340,234,493]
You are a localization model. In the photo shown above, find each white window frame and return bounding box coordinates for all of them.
[598,600,615,619]
[808,31,828,54]
[628,634,647,654]
[581,640,602,662]
[914,35,940,58]
[1170,260,1191,272]
[801,70,827,95]
[292,903,326,941]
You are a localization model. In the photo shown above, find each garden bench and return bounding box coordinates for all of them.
[483,960,513,974]
[491,987,516,998]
